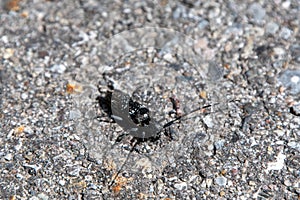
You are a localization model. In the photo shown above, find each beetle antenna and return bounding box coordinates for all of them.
[159,102,220,130]
[109,140,139,187]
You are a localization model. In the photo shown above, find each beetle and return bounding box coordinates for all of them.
[100,88,219,187]
[96,65,225,191]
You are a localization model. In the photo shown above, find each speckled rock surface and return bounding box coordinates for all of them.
[0,0,299,199]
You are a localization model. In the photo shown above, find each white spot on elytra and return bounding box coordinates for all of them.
[111,115,123,121]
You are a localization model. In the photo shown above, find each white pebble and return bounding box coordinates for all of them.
[214,176,227,186]
[266,152,286,171]
[288,141,300,151]
[4,153,13,161]
[282,1,291,9]
[203,115,214,128]
[291,75,299,84]
[1,35,9,44]
[21,93,28,100]
[279,27,293,40]
[59,179,66,186]
[174,182,187,190]
[37,193,49,200]
[50,64,66,74]
[163,53,176,63]
[69,109,82,120]
[16,173,24,179]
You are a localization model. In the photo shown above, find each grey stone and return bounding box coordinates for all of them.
[69,109,82,120]
[279,27,293,40]
[214,176,227,186]
[278,69,300,95]
[248,3,266,22]
[290,45,300,63]
[24,126,34,135]
[4,153,13,161]
[21,92,28,100]
[265,22,279,34]
[174,182,187,190]
[37,193,49,200]
[203,115,214,128]
[197,20,209,29]
[290,103,300,116]
[288,141,300,151]
[214,140,225,150]
[50,64,66,74]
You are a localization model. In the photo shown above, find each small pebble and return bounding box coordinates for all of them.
[69,109,82,120]
[206,179,213,188]
[163,53,176,63]
[208,62,223,80]
[174,182,187,190]
[85,175,93,181]
[203,115,214,128]
[265,22,279,34]
[3,48,14,59]
[278,70,300,95]
[208,7,220,19]
[274,129,285,136]
[88,183,98,190]
[68,167,80,176]
[1,35,9,44]
[59,179,66,186]
[219,191,225,197]
[287,141,300,151]
[23,164,41,172]
[214,176,227,186]
[248,3,266,22]
[29,197,39,200]
[291,76,300,84]
[50,64,66,74]
[14,141,22,151]
[214,140,225,150]
[266,152,286,171]
[123,8,131,14]
[283,179,292,187]
[4,153,13,161]
[16,173,24,179]
[279,27,293,40]
[290,45,300,63]
[21,93,28,100]
[281,1,291,9]
[198,20,209,29]
[24,126,34,135]
[249,180,256,186]
[38,50,49,59]
[269,97,276,104]
[276,140,285,145]
[44,72,51,78]
[173,6,185,19]
[37,193,49,200]
[273,47,285,56]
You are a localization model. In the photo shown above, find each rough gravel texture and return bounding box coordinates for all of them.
[1,0,300,199]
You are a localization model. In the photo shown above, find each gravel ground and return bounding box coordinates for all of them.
[1,0,300,199]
